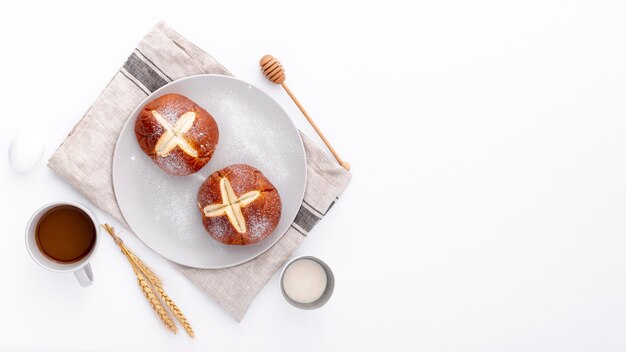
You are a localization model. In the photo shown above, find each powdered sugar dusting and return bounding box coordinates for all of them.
[206,89,294,184]
[204,217,231,243]
[246,212,272,242]
[137,155,221,247]
[155,151,193,175]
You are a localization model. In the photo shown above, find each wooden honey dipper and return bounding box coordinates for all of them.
[259,55,351,171]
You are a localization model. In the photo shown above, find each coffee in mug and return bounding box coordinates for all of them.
[35,205,97,264]
[25,201,99,287]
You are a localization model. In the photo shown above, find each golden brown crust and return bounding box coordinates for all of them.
[197,164,282,245]
[134,94,219,176]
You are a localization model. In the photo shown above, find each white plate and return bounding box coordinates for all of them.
[112,75,307,269]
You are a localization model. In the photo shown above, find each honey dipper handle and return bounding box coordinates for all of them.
[281,82,351,171]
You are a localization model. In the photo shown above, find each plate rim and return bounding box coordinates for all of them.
[112,73,307,269]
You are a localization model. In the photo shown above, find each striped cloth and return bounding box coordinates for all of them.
[48,21,351,321]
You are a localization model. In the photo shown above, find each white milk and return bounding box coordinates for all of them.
[282,259,328,304]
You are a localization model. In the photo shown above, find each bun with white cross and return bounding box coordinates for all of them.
[135,93,219,175]
[197,164,282,245]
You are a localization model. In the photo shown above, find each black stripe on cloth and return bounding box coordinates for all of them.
[303,199,325,217]
[119,69,149,95]
[293,205,321,233]
[326,200,336,213]
[135,48,173,81]
[290,224,307,237]
[123,52,169,92]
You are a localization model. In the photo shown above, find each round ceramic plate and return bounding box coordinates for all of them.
[112,74,307,269]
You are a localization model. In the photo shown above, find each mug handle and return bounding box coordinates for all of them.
[74,263,94,287]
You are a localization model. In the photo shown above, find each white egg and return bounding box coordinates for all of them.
[9,130,45,173]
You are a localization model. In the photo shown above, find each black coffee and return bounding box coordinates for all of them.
[35,205,96,263]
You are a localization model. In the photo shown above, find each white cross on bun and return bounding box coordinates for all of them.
[135,94,219,175]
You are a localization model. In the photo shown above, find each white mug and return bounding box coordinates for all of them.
[25,201,99,287]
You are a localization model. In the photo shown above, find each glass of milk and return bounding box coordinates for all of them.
[279,255,335,309]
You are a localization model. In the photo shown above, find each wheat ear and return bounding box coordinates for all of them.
[101,224,194,338]
[156,287,195,338]
[132,264,177,333]
[123,246,194,338]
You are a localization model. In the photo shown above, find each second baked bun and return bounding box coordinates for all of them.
[135,93,219,175]
[198,164,282,245]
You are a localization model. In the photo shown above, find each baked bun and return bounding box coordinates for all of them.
[198,164,282,245]
[135,93,219,176]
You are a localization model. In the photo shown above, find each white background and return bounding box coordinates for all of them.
[1,0,626,351]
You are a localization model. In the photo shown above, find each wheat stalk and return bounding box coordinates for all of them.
[122,246,195,338]
[132,264,177,333]
[101,224,195,338]
[156,287,195,338]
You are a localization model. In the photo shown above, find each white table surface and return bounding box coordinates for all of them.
[2,0,626,351]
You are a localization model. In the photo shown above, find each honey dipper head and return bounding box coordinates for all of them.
[260,55,286,84]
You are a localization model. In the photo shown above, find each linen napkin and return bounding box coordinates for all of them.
[47,21,351,321]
